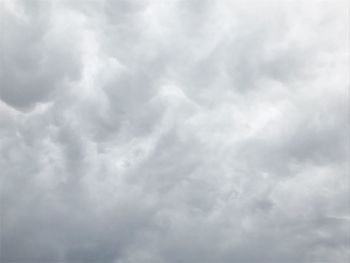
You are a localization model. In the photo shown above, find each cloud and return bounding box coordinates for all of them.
[0,0,349,263]
[0,0,83,110]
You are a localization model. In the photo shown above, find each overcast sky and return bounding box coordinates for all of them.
[0,0,349,262]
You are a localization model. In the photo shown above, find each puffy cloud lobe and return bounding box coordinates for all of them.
[0,0,83,110]
[0,0,349,263]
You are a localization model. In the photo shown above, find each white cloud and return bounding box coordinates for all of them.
[0,0,349,262]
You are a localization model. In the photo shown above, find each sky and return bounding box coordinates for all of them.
[0,0,349,262]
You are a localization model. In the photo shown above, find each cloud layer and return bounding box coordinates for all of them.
[1,0,349,262]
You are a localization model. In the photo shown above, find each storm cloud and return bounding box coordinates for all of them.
[0,0,349,263]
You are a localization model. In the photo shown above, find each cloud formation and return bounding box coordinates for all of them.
[1,0,349,262]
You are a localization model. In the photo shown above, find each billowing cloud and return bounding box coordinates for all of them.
[0,0,349,263]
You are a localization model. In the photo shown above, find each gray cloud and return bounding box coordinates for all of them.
[0,0,349,263]
[0,0,82,110]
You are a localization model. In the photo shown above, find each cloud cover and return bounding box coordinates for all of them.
[0,0,349,262]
